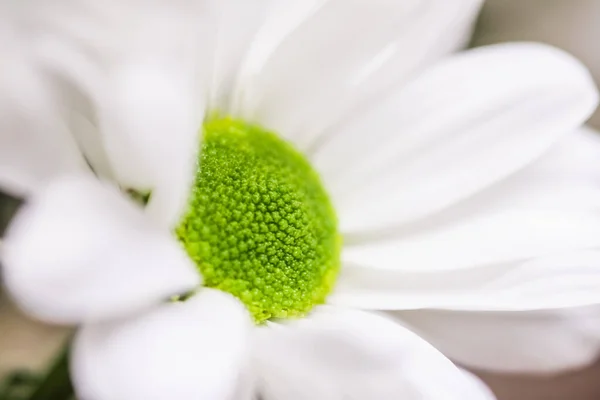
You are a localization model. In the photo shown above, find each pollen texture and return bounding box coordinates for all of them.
[176,118,340,323]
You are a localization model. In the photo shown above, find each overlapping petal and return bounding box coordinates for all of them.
[255,307,495,400]
[312,43,598,235]
[2,175,199,324]
[235,0,484,151]
[0,16,86,196]
[397,306,600,374]
[72,289,251,400]
[16,0,215,226]
[331,128,600,311]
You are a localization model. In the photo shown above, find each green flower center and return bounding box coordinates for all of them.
[176,117,341,323]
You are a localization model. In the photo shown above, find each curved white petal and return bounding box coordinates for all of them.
[19,0,216,227]
[255,307,495,400]
[236,0,483,150]
[340,209,600,274]
[437,125,600,213]
[72,289,252,400]
[396,306,600,374]
[332,251,600,311]
[311,43,598,235]
[0,18,86,197]
[2,174,199,324]
[68,107,115,180]
[331,127,600,311]
[98,64,203,228]
[338,128,600,274]
[208,0,272,112]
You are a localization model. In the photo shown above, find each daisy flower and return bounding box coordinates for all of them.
[1,0,599,399]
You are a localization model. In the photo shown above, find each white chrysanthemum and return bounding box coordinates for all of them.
[1,1,600,399]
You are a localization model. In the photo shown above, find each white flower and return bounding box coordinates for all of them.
[1,0,599,399]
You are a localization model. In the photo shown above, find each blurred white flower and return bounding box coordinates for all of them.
[1,0,599,399]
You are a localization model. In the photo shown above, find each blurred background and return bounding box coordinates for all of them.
[1,0,600,399]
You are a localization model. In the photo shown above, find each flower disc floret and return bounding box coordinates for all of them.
[177,118,340,322]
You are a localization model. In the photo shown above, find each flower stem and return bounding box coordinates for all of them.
[26,343,74,400]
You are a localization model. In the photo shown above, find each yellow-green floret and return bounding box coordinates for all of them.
[176,117,340,323]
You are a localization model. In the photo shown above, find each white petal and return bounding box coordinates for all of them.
[332,130,600,311]
[340,209,600,273]
[396,306,600,374]
[68,107,115,180]
[0,21,86,196]
[331,127,600,309]
[236,0,484,150]
[72,289,252,400]
[22,0,216,227]
[2,174,200,324]
[208,0,272,112]
[424,125,600,214]
[331,251,600,311]
[311,43,598,234]
[98,64,203,228]
[331,129,600,310]
[255,307,495,400]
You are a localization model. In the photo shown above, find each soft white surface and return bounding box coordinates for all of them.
[255,306,496,400]
[332,129,600,311]
[2,175,199,324]
[100,65,203,228]
[333,251,600,312]
[72,289,251,400]
[235,0,484,151]
[397,306,600,374]
[0,18,86,196]
[25,1,212,227]
[313,43,598,234]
